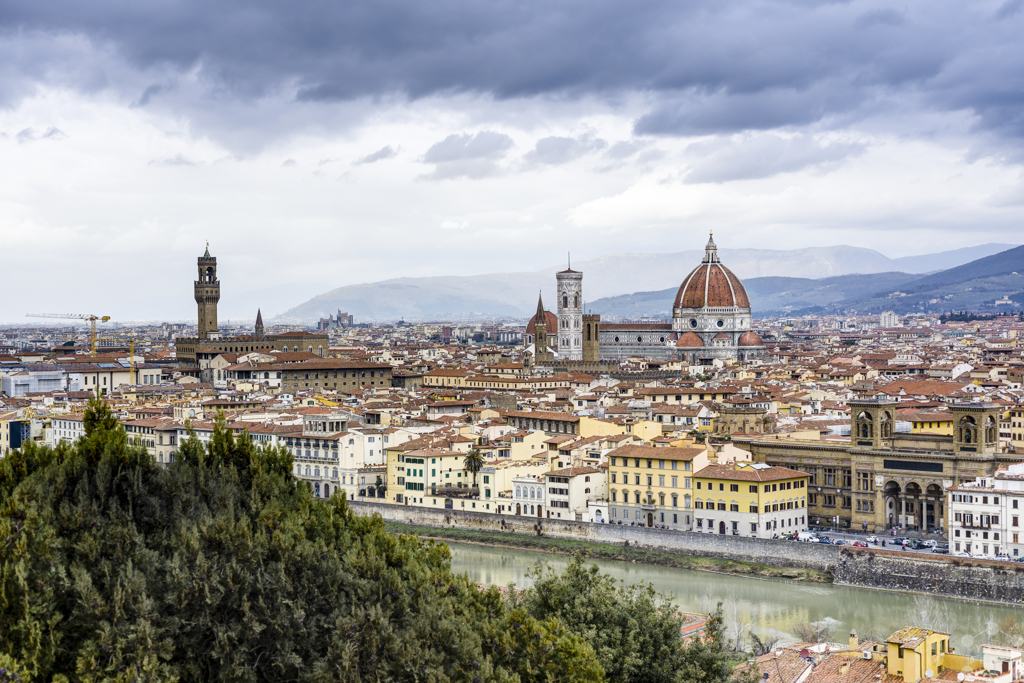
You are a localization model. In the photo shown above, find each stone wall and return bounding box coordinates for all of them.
[833,548,1024,605]
[353,502,1024,604]
[350,501,839,571]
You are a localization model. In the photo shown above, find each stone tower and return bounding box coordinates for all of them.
[254,309,265,339]
[556,265,583,361]
[849,398,897,450]
[582,313,601,362]
[533,292,554,365]
[195,244,220,340]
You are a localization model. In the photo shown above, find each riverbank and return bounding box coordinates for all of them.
[384,522,833,583]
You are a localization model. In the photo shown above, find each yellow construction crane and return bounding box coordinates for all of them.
[26,313,111,356]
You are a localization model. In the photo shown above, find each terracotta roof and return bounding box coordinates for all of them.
[525,310,558,335]
[695,463,808,482]
[738,331,764,347]
[676,332,704,348]
[674,261,750,309]
[609,444,705,461]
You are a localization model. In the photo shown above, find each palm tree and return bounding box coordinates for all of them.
[464,448,484,487]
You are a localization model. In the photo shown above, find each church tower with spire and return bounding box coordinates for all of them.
[254,309,265,339]
[530,292,554,364]
[195,243,220,340]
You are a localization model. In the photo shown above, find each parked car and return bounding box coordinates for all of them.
[817,538,832,544]
[833,540,847,546]
[893,537,909,545]
[973,554,993,560]
[921,540,937,548]
[865,535,878,544]
[933,544,950,554]
[852,541,868,548]
[953,551,971,557]
[995,554,1011,562]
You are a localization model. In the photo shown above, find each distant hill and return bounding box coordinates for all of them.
[890,243,1016,274]
[588,272,924,318]
[839,245,1024,314]
[273,243,1020,322]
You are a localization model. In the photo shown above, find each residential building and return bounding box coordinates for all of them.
[607,444,708,528]
[692,462,809,538]
[543,465,605,520]
[948,462,1024,557]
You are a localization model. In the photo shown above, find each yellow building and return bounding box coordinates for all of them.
[885,628,952,683]
[692,462,809,538]
[901,410,955,436]
[386,447,476,505]
[607,444,709,528]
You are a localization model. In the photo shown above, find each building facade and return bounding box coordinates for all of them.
[607,444,708,528]
[947,463,1024,558]
[739,399,1018,532]
[692,462,809,539]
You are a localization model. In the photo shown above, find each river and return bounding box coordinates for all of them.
[448,542,1023,651]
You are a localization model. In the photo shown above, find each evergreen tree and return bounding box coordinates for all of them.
[0,401,602,682]
[516,553,741,683]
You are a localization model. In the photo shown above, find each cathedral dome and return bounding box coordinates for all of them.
[737,331,763,347]
[673,234,750,309]
[675,331,704,347]
[526,310,558,335]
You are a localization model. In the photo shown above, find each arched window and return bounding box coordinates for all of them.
[562,295,568,308]
[516,486,521,498]
[574,295,578,308]
[318,346,323,357]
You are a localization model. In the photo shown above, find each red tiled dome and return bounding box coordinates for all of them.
[673,234,750,309]
[674,262,750,309]
[738,331,763,347]
[526,310,558,335]
[675,332,704,348]
[712,332,730,340]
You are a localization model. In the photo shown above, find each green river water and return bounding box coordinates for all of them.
[448,542,1024,651]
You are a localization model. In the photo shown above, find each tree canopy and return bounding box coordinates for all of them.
[0,400,747,683]
[514,554,742,683]
[0,401,601,682]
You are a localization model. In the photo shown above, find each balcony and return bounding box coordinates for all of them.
[641,503,657,511]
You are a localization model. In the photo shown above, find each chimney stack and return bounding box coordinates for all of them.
[849,631,858,650]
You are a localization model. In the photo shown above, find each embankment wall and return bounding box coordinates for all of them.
[351,501,1024,604]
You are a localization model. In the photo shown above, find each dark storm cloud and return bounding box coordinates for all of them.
[3,1,1024,145]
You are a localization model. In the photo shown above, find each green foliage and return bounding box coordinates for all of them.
[0,399,601,682]
[464,449,484,486]
[515,553,738,683]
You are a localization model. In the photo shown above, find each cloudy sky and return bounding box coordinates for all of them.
[3,0,1024,322]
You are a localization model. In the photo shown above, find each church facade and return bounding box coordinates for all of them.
[525,235,764,364]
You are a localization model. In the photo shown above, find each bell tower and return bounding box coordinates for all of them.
[950,402,1001,455]
[849,398,897,450]
[195,243,220,340]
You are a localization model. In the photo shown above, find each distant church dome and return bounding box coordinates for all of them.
[675,331,704,348]
[673,234,750,309]
[737,330,763,347]
[526,310,558,336]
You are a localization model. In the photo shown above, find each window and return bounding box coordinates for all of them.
[749,485,757,493]
[730,484,739,492]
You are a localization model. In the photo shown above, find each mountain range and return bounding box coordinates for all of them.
[273,243,1018,322]
[590,245,1024,317]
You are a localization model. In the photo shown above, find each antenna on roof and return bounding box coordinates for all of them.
[568,252,571,269]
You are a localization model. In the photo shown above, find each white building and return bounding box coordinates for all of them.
[49,414,85,446]
[879,310,900,328]
[511,475,546,517]
[543,465,606,521]
[948,463,1024,558]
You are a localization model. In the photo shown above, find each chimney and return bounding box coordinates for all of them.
[850,631,858,650]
